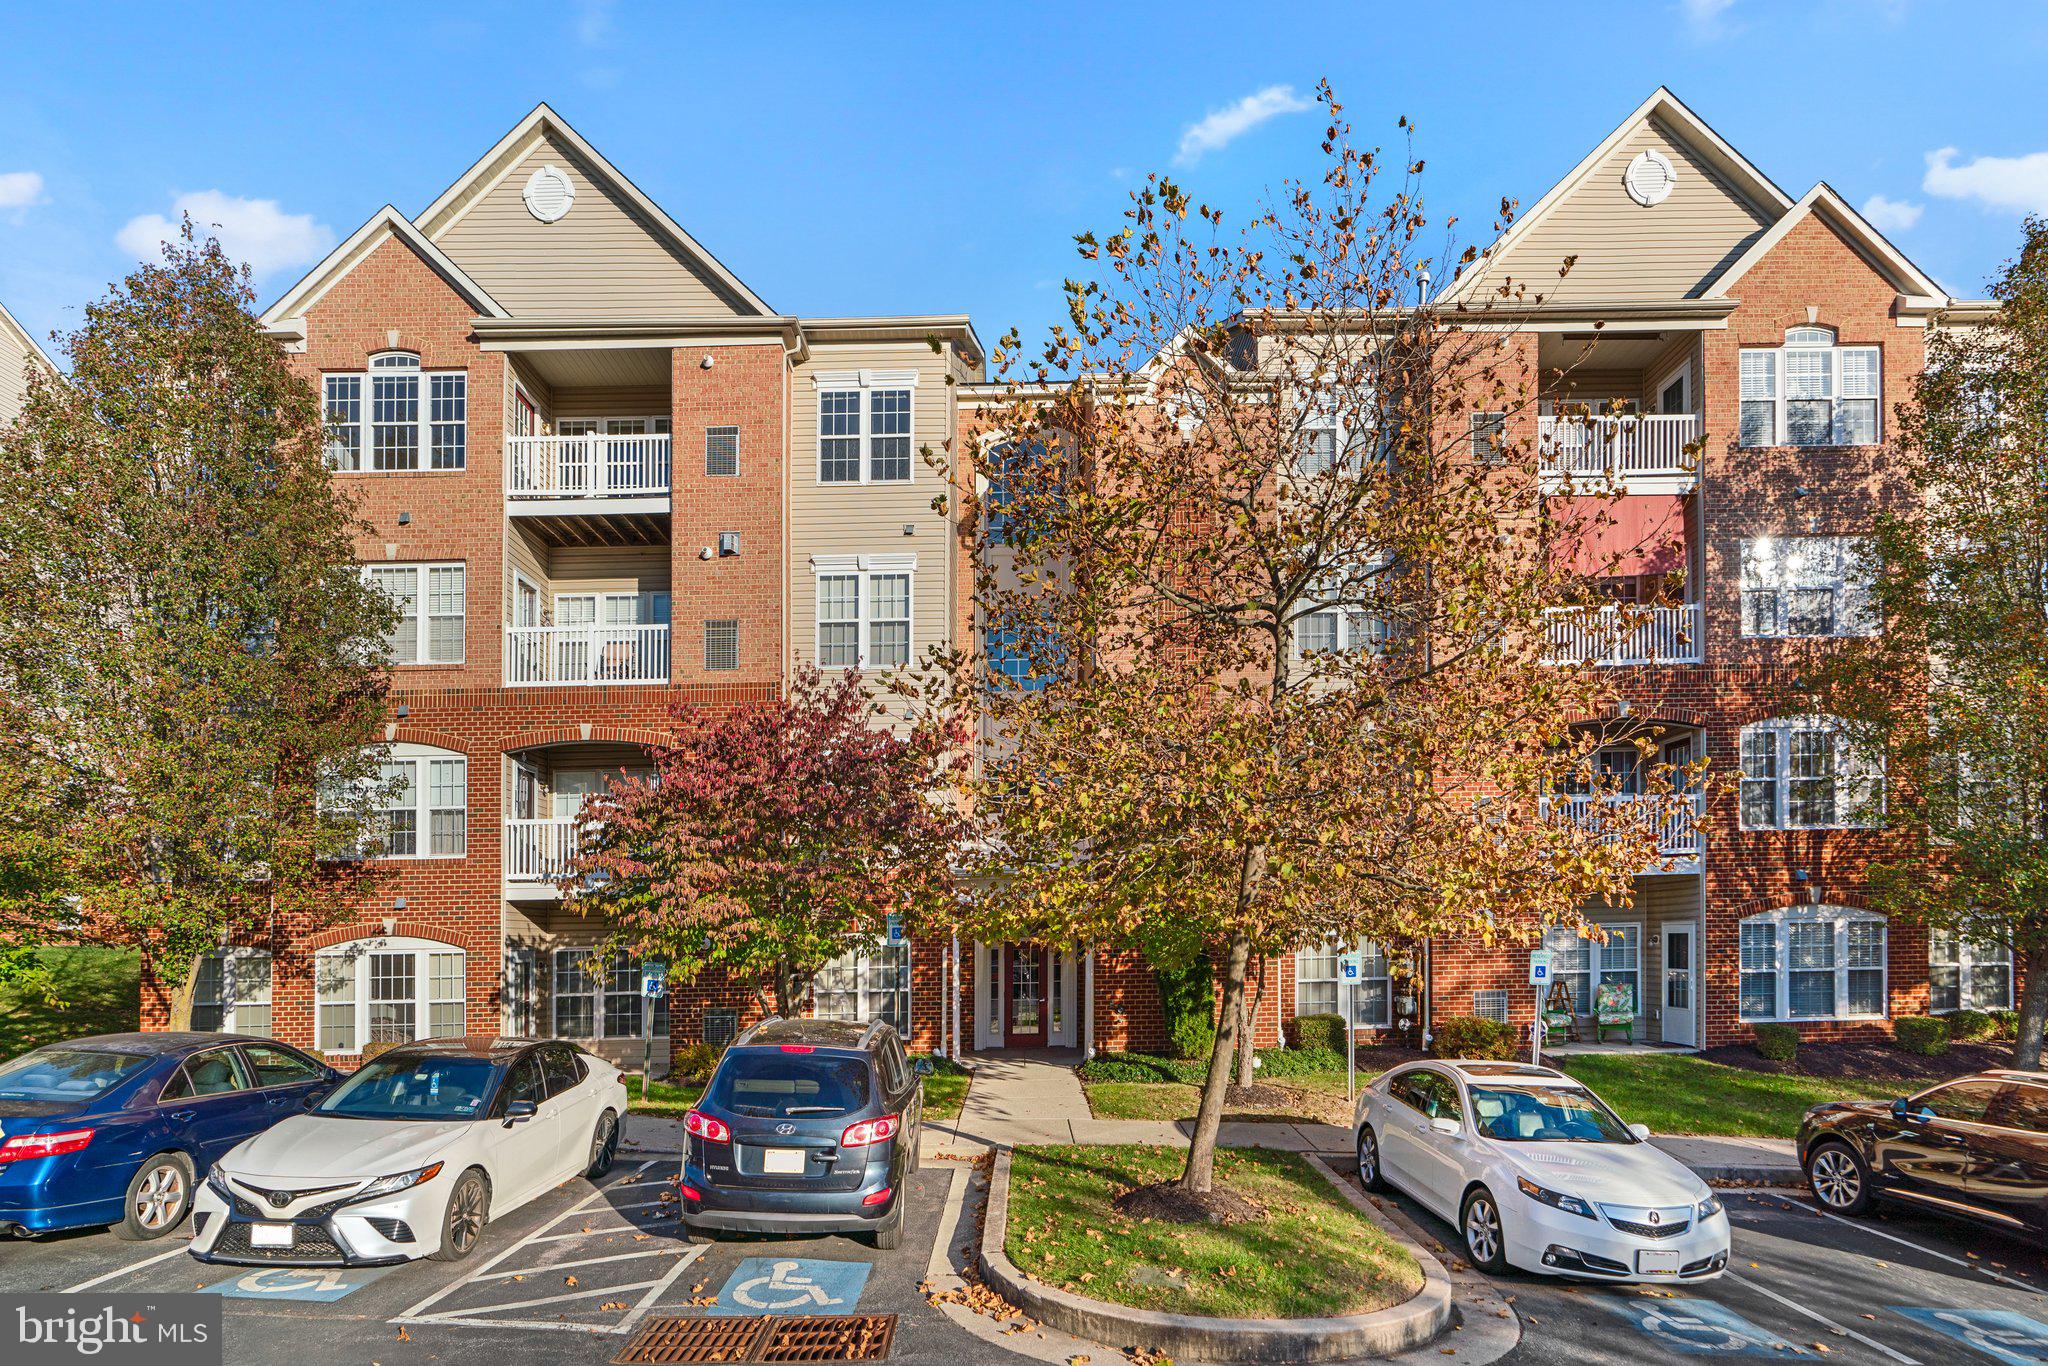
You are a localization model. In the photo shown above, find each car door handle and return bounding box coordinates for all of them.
[170,1110,197,1122]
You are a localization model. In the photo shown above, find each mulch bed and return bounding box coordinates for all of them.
[1112,1179,1265,1226]
[1695,1038,2015,1085]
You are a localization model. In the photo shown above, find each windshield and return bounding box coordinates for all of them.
[706,1051,871,1119]
[1469,1084,1635,1143]
[316,1055,498,1121]
[0,1049,152,1104]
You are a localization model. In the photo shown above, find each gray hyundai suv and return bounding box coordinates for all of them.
[679,1018,922,1249]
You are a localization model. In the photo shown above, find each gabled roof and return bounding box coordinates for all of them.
[412,103,773,317]
[1702,181,1946,301]
[259,206,510,331]
[0,297,58,375]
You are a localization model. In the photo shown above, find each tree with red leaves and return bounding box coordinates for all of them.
[566,666,969,1017]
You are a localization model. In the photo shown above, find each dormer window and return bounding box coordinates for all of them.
[1739,327,1879,449]
[325,351,467,471]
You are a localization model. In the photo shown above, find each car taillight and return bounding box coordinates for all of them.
[841,1114,900,1148]
[0,1129,94,1164]
[779,1045,815,1054]
[684,1109,731,1143]
[861,1186,894,1207]
[678,1182,703,1201]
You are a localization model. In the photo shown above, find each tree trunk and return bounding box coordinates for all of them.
[162,952,206,1032]
[1180,935,1250,1194]
[1235,957,1264,1087]
[2017,942,2048,1071]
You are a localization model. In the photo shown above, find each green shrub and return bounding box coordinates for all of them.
[672,1041,725,1081]
[1077,1052,1200,1084]
[1253,1047,1346,1077]
[910,1051,969,1077]
[1432,1015,1518,1059]
[1169,1015,1218,1063]
[1941,1009,1997,1044]
[1283,1013,1348,1053]
[1991,1009,2020,1041]
[1752,1023,1799,1062]
[1154,956,1216,1059]
[1896,1015,1951,1057]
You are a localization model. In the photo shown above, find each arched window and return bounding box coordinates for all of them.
[1739,326,1880,448]
[1739,717,1884,830]
[323,350,467,471]
[315,935,467,1052]
[1738,906,1887,1022]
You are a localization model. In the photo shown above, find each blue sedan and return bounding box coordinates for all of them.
[0,1032,337,1240]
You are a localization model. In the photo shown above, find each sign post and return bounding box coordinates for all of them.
[1340,951,1363,1102]
[1527,950,1552,1065]
[641,960,668,1100]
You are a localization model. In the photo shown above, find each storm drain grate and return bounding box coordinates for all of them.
[613,1316,769,1364]
[755,1314,897,1363]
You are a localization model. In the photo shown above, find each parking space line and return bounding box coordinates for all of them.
[63,1240,193,1292]
[613,1245,707,1336]
[1724,1270,1920,1364]
[1793,1200,2040,1293]
[412,1277,665,1317]
[471,1247,684,1280]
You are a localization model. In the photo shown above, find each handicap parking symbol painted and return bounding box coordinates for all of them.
[202,1266,389,1301]
[712,1258,870,1316]
[1892,1307,2048,1366]
[1602,1295,1806,1356]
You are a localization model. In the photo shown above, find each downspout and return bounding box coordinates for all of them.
[1083,950,1096,1059]
[1421,938,1434,1052]
[949,934,961,1062]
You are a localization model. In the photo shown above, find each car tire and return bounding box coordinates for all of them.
[1460,1186,1509,1275]
[679,1221,708,1245]
[428,1169,490,1262]
[113,1152,194,1241]
[586,1110,620,1179]
[868,1209,904,1251]
[1805,1140,1874,1216]
[1356,1125,1387,1193]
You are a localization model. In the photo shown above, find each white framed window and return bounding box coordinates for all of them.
[1296,393,1387,481]
[323,352,468,471]
[1740,328,1880,448]
[705,425,740,477]
[1740,536,1877,638]
[555,416,671,436]
[1738,907,1888,1021]
[1740,717,1884,830]
[1294,941,1391,1027]
[192,949,273,1035]
[370,742,468,859]
[1469,411,1507,464]
[814,939,912,1034]
[1542,923,1640,1016]
[363,562,465,665]
[814,556,914,669]
[1291,605,1391,658]
[815,370,917,483]
[315,937,466,1052]
[551,949,667,1039]
[1930,929,2013,1012]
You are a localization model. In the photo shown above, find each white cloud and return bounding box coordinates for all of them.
[1923,145,2048,215]
[1860,193,1923,233]
[1174,85,1315,167]
[574,0,614,45]
[0,171,46,209]
[118,191,335,277]
[1680,0,1739,38]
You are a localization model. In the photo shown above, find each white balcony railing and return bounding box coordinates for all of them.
[505,434,671,499]
[1543,603,1701,666]
[1542,792,1703,863]
[504,623,670,685]
[1539,414,1700,479]
[505,817,582,884]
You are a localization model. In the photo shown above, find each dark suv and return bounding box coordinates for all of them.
[680,1018,921,1249]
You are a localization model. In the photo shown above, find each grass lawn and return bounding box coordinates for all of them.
[1004,1144,1422,1319]
[1557,1054,1908,1139]
[1085,1071,1362,1126]
[0,947,141,1059]
[920,1064,970,1122]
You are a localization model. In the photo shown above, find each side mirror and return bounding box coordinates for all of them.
[1629,1123,1652,1142]
[504,1100,538,1124]
[1430,1116,1463,1138]
[299,1092,322,1110]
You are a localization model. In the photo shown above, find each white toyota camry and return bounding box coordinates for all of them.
[1354,1060,1729,1282]
[189,1037,628,1266]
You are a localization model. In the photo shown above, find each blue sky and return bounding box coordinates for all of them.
[3,0,2046,364]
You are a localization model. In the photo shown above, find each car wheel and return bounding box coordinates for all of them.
[1460,1186,1509,1274]
[1356,1125,1387,1193]
[113,1153,193,1241]
[1805,1141,1873,1215]
[428,1170,490,1262]
[586,1111,620,1179]
[868,1209,904,1251]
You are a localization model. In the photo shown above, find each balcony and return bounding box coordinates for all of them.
[1542,792,1703,875]
[1543,603,1700,666]
[1539,414,1699,489]
[505,623,670,686]
[505,817,581,893]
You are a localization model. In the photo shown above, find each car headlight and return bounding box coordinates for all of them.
[205,1165,234,1200]
[355,1162,444,1200]
[1696,1193,1724,1221]
[1516,1174,1596,1219]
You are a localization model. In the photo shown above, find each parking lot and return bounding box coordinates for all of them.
[0,1156,978,1366]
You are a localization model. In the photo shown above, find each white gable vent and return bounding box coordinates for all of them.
[522,165,575,223]
[1624,149,1677,207]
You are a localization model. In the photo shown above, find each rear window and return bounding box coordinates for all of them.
[0,1049,152,1103]
[706,1050,871,1118]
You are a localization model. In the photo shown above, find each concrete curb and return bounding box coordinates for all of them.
[977,1147,1454,1364]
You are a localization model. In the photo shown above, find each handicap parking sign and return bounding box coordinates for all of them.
[1340,955,1362,982]
[1602,1295,1804,1355]
[1893,1308,2048,1366]
[712,1258,871,1316]
[202,1266,388,1302]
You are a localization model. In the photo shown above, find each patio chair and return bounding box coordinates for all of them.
[1594,981,1636,1044]
[1543,981,1579,1044]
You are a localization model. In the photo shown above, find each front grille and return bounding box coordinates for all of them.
[364,1217,414,1244]
[211,1221,348,1262]
[612,1315,768,1363]
[235,1179,356,1211]
[1606,1214,1691,1239]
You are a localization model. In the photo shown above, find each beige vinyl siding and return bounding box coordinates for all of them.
[1490,118,1773,303]
[506,355,553,433]
[507,522,553,607]
[549,544,670,600]
[435,135,752,320]
[551,387,669,425]
[0,318,43,430]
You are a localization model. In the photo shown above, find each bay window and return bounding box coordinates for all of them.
[1740,536,1877,638]
[1740,717,1884,830]
[816,371,915,483]
[1738,908,1888,1022]
[315,937,466,1052]
[364,562,465,666]
[1930,929,2013,1012]
[813,939,912,1034]
[324,352,467,471]
[1739,328,1880,448]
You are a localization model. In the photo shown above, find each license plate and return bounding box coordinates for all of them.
[761,1148,806,1175]
[1636,1248,1682,1275]
[250,1223,294,1249]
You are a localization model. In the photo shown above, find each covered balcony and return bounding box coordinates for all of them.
[1537,326,1702,492]
[505,529,672,686]
[1540,790,1703,874]
[1539,412,1699,482]
[1543,602,1701,666]
[506,431,670,500]
[503,743,653,899]
[504,621,670,685]
[1544,727,1706,877]
[500,342,675,542]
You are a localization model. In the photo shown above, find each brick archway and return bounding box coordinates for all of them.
[387,724,472,755]
[305,919,486,956]
[500,724,674,755]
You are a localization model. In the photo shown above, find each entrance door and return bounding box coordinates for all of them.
[1662,924,1697,1045]
[1003,944,1047,1047]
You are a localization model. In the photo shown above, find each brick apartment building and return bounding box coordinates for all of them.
[148,87,2000,1069]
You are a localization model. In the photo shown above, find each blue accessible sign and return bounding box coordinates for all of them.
[712,1258,871,1316]
[1602,1295,1805,1356]
[1892,1308,2048,1366]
